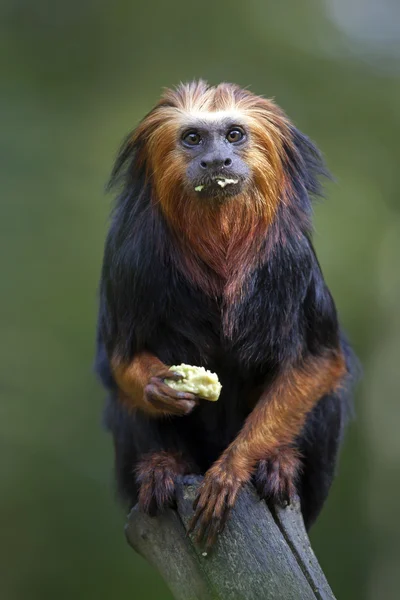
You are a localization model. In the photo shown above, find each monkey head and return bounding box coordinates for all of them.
[117,81,304,223]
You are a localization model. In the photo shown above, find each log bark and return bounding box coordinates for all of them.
[125,476,336,600]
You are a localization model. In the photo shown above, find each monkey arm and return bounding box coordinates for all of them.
[189,349,346,548]
[111,352,165,415]
[216,350,346,475]
[111,352,198,417]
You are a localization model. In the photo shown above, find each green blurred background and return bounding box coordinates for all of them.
[2,0,400,598]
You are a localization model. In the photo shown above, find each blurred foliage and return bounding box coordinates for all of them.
[1,0,400,598]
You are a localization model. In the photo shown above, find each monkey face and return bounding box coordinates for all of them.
[179,115,251,199]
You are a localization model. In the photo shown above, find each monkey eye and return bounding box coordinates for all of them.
[226,127,245,143]
[182,130,202,147]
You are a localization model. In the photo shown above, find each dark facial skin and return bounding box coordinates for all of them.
[181,119,251,198]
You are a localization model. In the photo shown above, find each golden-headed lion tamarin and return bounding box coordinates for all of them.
[95,80,355,549]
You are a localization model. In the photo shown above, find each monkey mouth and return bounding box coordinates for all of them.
[193,175,244,197]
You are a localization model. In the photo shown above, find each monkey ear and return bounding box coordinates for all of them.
[284,126,331,203]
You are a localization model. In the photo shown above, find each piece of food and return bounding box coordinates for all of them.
[165,364,222,401]
[216,178,238,188]
[194,185,204,192]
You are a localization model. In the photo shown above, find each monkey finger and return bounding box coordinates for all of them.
[158,397,197,416]
[192,484,208,512]
[166,370,185,381]
[191,507,211,543]
[218,505,231,534]
[204,517,224,551]
[280,477,295,506]
[188,500,206,534]
[152,368,184,382]
[145,384,195,415]
[195,516,211,546]
[190,490,217,537]
[152,379,198,402]
[196,504,224,548]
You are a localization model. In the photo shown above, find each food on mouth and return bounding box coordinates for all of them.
[216,178,239,188]
[194,178,239,191]
[165,364,222,401]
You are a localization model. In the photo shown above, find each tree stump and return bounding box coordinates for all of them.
[126,476,336,600]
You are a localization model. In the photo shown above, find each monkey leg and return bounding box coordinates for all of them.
[136,451,194,516]
[105,393,199,511]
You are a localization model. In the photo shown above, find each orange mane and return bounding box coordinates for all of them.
[131,81,295,306]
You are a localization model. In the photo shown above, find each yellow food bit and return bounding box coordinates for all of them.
[216,178,238,188]
[165,364,222,402]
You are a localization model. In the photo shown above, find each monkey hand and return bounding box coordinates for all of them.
[144,367,199,416]
[188,461,248,550]
[253,447,301,507]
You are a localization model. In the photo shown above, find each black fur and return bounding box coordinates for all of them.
[95,126,356,527]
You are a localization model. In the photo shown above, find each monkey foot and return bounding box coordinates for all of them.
[253,448,301,507]
[188,463,247,550]
[136,451,188,516]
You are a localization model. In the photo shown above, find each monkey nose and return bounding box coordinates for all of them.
[200,157,232,170]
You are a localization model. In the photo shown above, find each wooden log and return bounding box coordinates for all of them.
[125,476,336,600]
